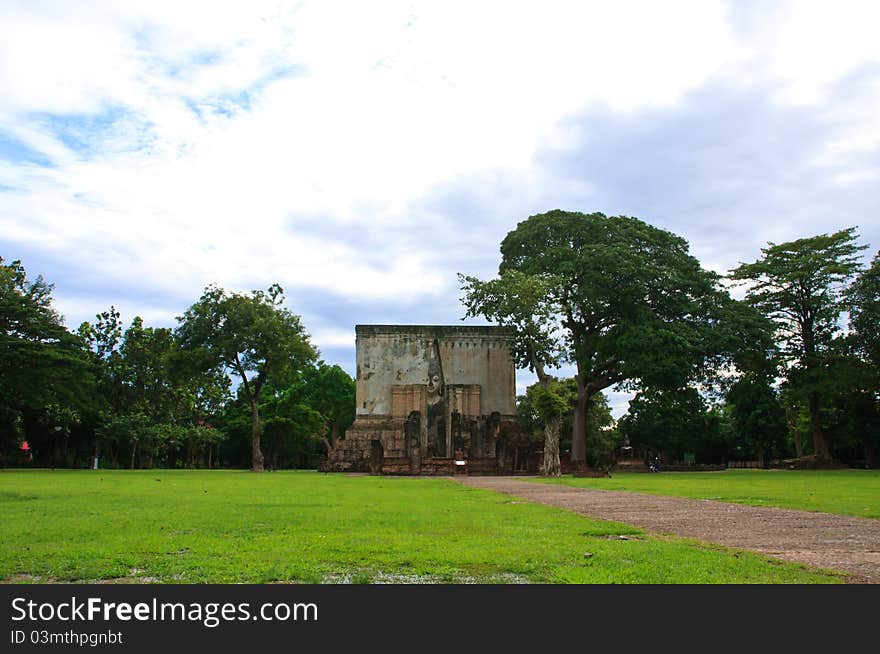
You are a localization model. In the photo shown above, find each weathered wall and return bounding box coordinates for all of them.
[322,324,532,474]
[355,325,516,417]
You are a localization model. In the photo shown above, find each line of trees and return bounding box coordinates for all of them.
[463,211,879,474]
[0,258,354,471]
[3,211,877,473]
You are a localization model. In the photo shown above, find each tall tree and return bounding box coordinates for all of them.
[0,257,93,461]
[479,210,730,468]
[726,373,788,467]
[119,317,177,421]
[516,380,615,470]
[840,253,880,466]
[730,228,866,460]
[78,306,126,415]
[299,362,356,451]
[619,387,722,463]
[175,284,316,471]
[460,270,565,475]
[848,251,880,367]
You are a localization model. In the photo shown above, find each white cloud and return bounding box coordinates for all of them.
[1,1,749,316]
[766,0,880,105]
[1,0,879,387]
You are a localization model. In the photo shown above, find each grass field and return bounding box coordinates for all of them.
[532,469,880,519]
[0,469,842,584]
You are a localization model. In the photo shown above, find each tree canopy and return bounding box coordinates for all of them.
[467,210,735,467]
[0,257,93,416]
[730,228,867,459]
[175,284,317,471]
[848,251,880,366]
[460,270,566,475]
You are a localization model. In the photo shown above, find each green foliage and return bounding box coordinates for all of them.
[175,284,317,471]
[259,380,325,469]
[6,226,878,471]
[470,210,738,463]
[517,380,616,467]
[459,270,563,375]
[848,251,880,366]
[730,228,866,360]
[528,383,569,421]
[811,346,880,467]
[299,362,356,445]
[726,373,788,464]
[730,228,868,460]
[498,211,731,390]
[176,284,315,391]
[619,387,725,463]
[0,257,93,416]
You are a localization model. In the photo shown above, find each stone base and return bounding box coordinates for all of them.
[321,414,541,476]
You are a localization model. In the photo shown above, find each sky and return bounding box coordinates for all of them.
[2,0,879,417]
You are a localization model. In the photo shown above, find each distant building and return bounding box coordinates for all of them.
[322,325,538,474]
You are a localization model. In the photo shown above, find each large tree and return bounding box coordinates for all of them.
[726,373,788,467]
[460,270,565,475]
[730,228,866,460]
[0,258,93,462]
[300,362,356,451]
[848,251,880,367]
[839,252,880,466]
[470,210,731,468]
[175,284,316,471]
[619,387,723,463]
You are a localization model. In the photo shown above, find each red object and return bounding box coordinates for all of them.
[20,441,30,451]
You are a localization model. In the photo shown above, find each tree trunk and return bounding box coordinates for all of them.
[529,348,564,476]
[785,403,803,458]
[330,422,340,448]
[542,415,561,477]
[129,443,136,469]
[863,434,877,469]
[807,391,828,460]
[570,376,589,466]
[250,398,264,472]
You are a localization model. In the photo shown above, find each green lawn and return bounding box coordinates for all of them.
[531,469,880,519]
[0,469,843,584]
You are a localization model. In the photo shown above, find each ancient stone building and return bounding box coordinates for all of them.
[322,325,538,474]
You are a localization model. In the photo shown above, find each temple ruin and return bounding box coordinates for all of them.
[322,325,538,474]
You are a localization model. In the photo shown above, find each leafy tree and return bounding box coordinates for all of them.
[823,354,879,467]
[842,252,880,466]
[619,387,722,463]
[119,317,178,421]
[223,379,325,469]
[726,373,788,466]
[848,251,880,367]
[516,380,616,469]
[95,412,152,468]
[299,362,356,450]
[730,228,867,460]
[78,306,126,414]
[175,284,316,471]
[0,257,93,463]
[460,270,565,475]
[475,210,731,468]
[0,258,92,411]
[555,379,617,468]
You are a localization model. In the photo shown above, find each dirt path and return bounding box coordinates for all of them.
[457,476,880,583]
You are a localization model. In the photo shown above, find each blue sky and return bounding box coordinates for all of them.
[1,1,878,416]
